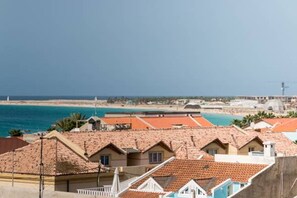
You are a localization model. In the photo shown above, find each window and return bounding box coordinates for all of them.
[149,152,163,164]
[240,183,245,188]
[206,149,217,156]
[227,185,233,196]
[100,155,110,166]
[248,147,255,152]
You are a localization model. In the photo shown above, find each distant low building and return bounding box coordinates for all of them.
[246,118,297,141]
[264,99,285,113]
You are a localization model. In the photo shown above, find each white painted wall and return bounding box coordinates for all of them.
[214,154,275,165]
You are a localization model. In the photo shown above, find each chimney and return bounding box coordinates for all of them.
[190,136,196,147]
[263,141,276,157]
[84,141,88,157]
[134,139,139,149]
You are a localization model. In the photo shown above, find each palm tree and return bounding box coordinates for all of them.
[55,118,73,132]
[9,129,23,137]
[231,119,244,128]
[51,113,87,132]
[70,113,86,122]
[287,111,297,118]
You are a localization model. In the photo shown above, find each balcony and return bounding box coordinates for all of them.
[77,186,114,197]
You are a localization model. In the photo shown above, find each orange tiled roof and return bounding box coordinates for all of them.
[271,118,297,132]
[0,139,98,176]
[247,131,297,155]
[128,159,267,195]
[101,117,152,130]
[101,115,213,130]
[62,126,297,158]
[121,191,165,198]
[141,116,200,129]
[262,118,295,125]
[192,116,214,127]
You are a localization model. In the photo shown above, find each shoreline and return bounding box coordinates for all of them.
[0,100,248,117]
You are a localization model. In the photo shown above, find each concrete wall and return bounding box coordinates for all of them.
[0,186,108,198]
[252,121,271,129]
[238,141,263,155]
[231,157,297,198]
[90,147,127,167]
[215,154,275,165]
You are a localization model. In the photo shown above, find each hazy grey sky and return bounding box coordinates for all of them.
[1,0,297,96]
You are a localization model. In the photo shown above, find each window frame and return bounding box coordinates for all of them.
[148,151,163,164]
[206,149,218,156]
[100,155,111,166]
[248,147,255,152]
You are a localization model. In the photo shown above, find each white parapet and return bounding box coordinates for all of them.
[214,154,275,165]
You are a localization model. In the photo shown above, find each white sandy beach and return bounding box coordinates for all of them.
[0,100,258,117]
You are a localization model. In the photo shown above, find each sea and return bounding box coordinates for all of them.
[0,96,240,137]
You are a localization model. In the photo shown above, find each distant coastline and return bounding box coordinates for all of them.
[0,99,248,117]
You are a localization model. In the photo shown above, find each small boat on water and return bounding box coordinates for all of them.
[6,96,9,101]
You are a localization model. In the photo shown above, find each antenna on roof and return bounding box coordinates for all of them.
[94,96,97,116]
[281,82,289,96]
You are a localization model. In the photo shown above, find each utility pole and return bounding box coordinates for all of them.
[97,160,101,187]
[39,134,44,198]
[12,150,15,187]
[281,82,289,96]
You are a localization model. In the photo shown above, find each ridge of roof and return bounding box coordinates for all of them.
[45,131,88,161]
[189,115,202,126]
[135,116,156,129]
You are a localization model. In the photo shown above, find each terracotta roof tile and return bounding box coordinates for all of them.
[101,117,151,130]
[101,115,213,130]
[121,191,165,198]
[0,139,98,176]
[62,126,297,158]
[262,118,295,125]
[271,118,297,132]
[129,159,267,195]
[247,131,297,155]
[141,116,200,128]
[192,116,214,127]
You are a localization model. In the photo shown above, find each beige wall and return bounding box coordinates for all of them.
[89,147,127,167]
[0,186,105,198]
[0,173,55,191]
[0,172,115,194]
[202,142,227,155]
[238,141,263,155]
[227,144,238,155]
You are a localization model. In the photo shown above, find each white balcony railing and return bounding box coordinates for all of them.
[77,186,114,197]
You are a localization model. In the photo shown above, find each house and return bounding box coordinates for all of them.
[246,118,294,131]
[0,137,29,154]
[0,134,114,193]
[76,112,214,132]
[62,126,297,167]
[247,118,297,141]
[119,158,268,198]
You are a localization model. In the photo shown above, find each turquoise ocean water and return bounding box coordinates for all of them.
[0,105,239,137]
